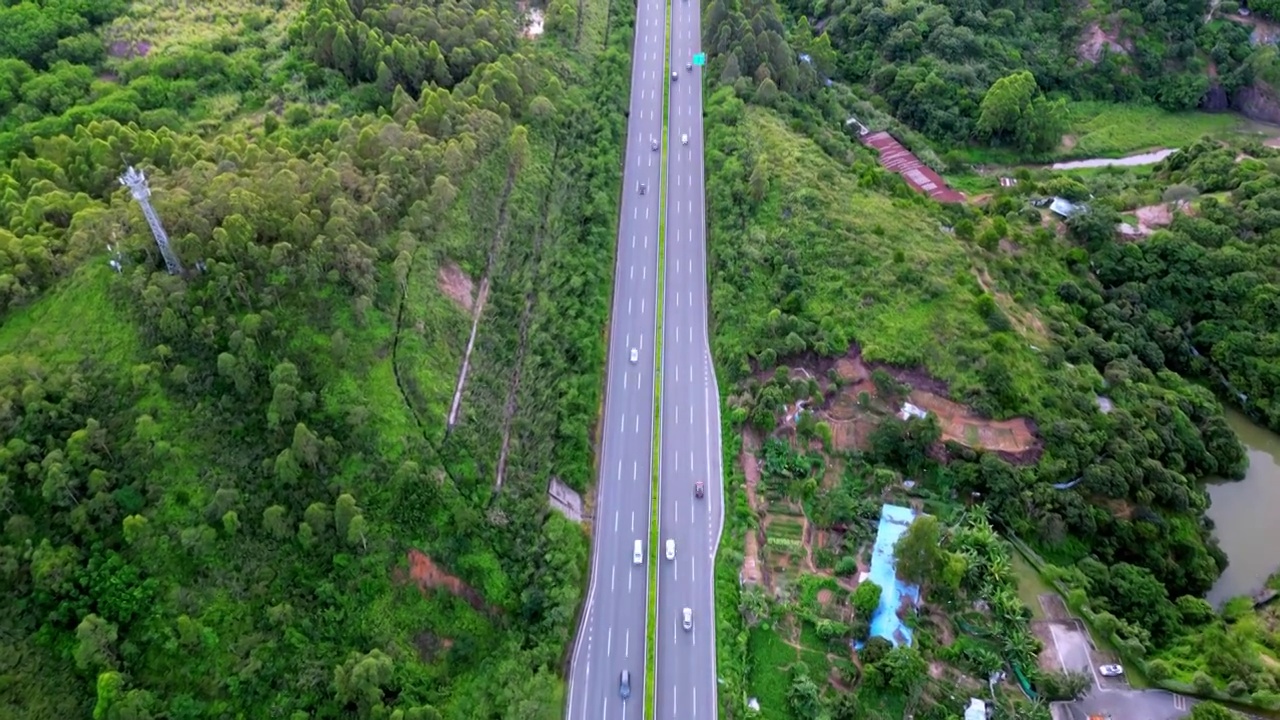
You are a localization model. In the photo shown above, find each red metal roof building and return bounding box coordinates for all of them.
[860,131,965,204]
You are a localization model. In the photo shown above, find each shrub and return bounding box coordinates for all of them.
[860,636,892,665]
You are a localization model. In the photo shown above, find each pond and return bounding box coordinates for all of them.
[1205,408,1280,607]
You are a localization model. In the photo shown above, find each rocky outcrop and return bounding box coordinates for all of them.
[1231,80,1280,124]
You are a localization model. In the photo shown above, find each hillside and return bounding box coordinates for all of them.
[748,0,1280,162]
[0,0,625,717]
[700,0,1280,716]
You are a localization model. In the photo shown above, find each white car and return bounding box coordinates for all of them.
[1099,664,1124,677]
[665,539,675,560]
[681,133,688,145]
[629,347,638,363]
[682,607,692,631]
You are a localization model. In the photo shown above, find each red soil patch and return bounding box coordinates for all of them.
[1077,22,1130,63]
[399,548,491,613]
[906,390,1038,458]
[770,345,1043,463]
[740,431,765,587]
[437,261,476,312]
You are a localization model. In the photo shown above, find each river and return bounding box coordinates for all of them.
[1049,148,1178,171]
[1205,408,1280,606]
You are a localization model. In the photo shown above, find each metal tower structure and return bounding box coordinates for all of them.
[119,166,184,275]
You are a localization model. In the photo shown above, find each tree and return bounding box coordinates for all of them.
[333,649,394,712]
[852,580,882,619]
[877,645,927,693]
[335,493,360,538]
[346,515,369,549]
[976,71,1067,153]
[74,614,119,673]
[894,515,943,587]
[786,663,823,719]
[262,505,290,539]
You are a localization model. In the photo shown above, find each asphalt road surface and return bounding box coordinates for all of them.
[655,0,723,717]
[563,0,669,717]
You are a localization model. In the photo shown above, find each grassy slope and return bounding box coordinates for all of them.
[949,100,1255,166]
[713,106,1062,413]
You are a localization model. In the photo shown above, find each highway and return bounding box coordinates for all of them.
[563,0,668,717]
[655,0,723,716]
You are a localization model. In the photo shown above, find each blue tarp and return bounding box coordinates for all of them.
[858,504,921,648]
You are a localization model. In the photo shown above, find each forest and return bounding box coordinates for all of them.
[757,0,1269,155]
[0,0,625,717]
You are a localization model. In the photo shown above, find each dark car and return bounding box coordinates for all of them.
[619,670,631,699]
[695,481,704,498]
[639,183,646,195]
[651,139,659,151]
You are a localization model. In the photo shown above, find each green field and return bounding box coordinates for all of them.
[950,101,1254,166]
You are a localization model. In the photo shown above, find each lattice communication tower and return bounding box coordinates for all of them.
[119,166,184,275]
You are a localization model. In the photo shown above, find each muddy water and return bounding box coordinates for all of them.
[1205,408,1280,607]
[1050,148,1177,171]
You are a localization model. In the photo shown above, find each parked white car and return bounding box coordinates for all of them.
[1099,664,1124,677]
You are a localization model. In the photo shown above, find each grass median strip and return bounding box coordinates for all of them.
[644,3,672,719]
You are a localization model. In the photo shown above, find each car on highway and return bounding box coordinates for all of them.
[686,61,692,71]
[619,669,631,699]
[681,133,688,145]
[1099,664,1124,677]
[671,71,677,81]
[639,183,646,195]
[695,481,704,498]
[633,539,643,564]
[651,139,659,151]
[682,608,692,631]
[630,347,638,363]
[665,539,675,560]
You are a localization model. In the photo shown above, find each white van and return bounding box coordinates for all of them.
[633,539,643,564]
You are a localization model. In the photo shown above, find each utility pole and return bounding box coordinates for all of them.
[119,166,184,275]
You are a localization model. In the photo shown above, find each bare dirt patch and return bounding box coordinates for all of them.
[1120,202,1185,238]
[1032,621,1063,673]
[1077,22,1130,63]
[740,431,765,587]
[400,548,490,613]
[907,389,1039,457]
[786,345,1042,463]
[413,631,455,663]
[437,261,476,313]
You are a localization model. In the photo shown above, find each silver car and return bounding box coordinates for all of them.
[1099,664,1124,677]
[682,607,692,631]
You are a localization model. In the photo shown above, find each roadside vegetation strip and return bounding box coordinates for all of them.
[645,4,674,720]
[712,419,750,717]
